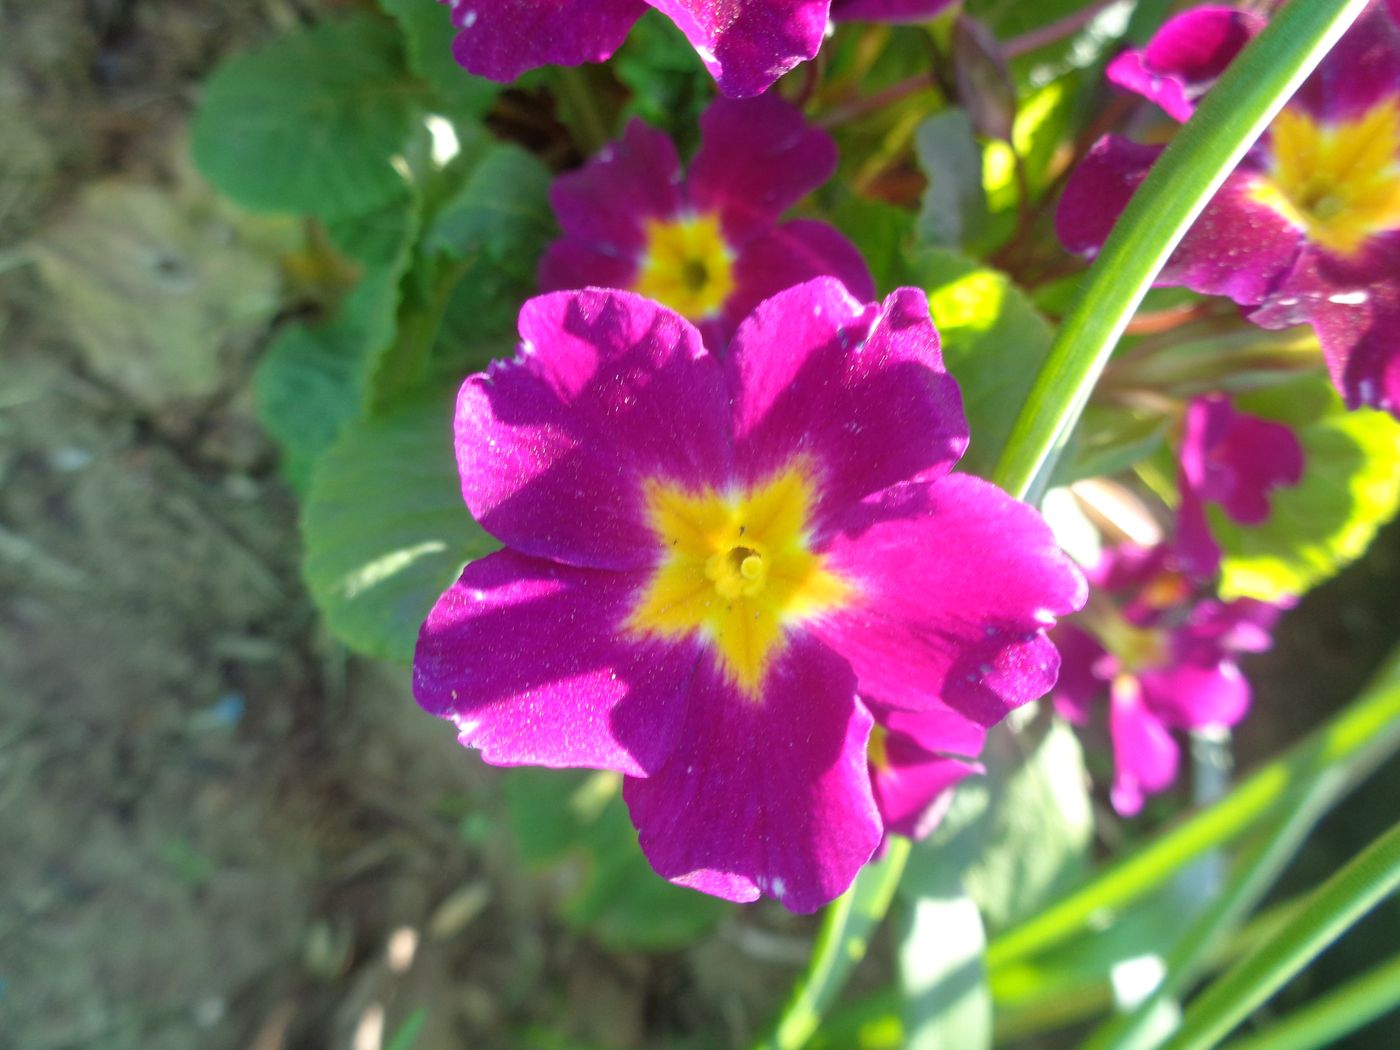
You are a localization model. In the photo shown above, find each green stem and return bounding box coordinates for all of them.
[990,0,1372,501]
[987,642,1400,970]
[756,837,911,1050]
[1080,778,1337,1050]
[1162,818,1400,1050]
[1222,950,1400,1050]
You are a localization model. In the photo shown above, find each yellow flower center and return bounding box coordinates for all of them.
[627,461,851,696]
[632,212,736,320]
[1253,99,1400,256]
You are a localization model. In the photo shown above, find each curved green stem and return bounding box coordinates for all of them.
[991,0,1373,501]
[1162,818,1400,1050]
[755,838,910,1050]
[987,641,1400,970]
[1222,949,1400,1050]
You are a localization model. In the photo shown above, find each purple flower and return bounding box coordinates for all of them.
[1175,394,1304,579]
[1058,2,1400,416]
[1053,545,1287,815]
[540,93,874,350]
[444,0,827,98]
[415,279,1085,911]
[442,0,958,97]
[866,700,984,842]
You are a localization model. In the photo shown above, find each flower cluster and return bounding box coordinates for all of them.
[442,0,957,98]
[1058,1,1400,417]
[1053,545,1288,815]
[415,280,1085,910]
[541,93,873,350]
[1053,392,1301,813]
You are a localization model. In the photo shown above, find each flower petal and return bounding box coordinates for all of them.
[1050,624,1111,725]
[870,699,987,759]
[1291,3,1400,122]
[1138,659,1250,730]
[1109,676,1179,816]
[623,633,881,913]
[728,281,968,528]
[446,0,646,82]
[871,734,979,841]
[1057,136,1303,306]
[724,220,876,336]
[414,550,696,776]
[1106,6,1262,123]
[457,289,733,569]
[548,119,683,257]
[811,474,1087,727]
[646,0,829,98]
[1252,241,1400,415]
[687,94,837,243]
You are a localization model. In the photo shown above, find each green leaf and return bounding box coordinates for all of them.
[913,110,987,249]
[427,143,554,265]
[912,248,1054,480]
[193,15,416,220]
[830,196,918,296]
[431,144,556,355]
[302,391,495,663]
[906,714,1092,931]
[1211,375,1400,601]
[897,878,992,1050]
[505,769,725,951]
[380,0,498,120]
[256,194,420,490]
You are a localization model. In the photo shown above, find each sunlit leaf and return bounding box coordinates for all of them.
[913,110,987,249]
[256,194,420,490]
[897,873,992,1050]
[913,248,1054,479]
[1211,374,1400,601]
[906,714,1092,931]
[302,392,494,663]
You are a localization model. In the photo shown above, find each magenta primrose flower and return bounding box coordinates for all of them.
[540,92,874,350]
[1175,394,1304,580]
[1054,545,1288,815]
[441,0,956,98]
[414,278,1085,910]
[1058,1,1400,416]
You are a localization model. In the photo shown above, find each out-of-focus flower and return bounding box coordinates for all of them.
[415,279,1085,911]
[442,0,957,98]
[1053,545,1288,815]
[1175,394,1305,578]
[1058,2,1400,416]
[1105,5,1263,122]
[866,700,985,842]
[540,93,873,349]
